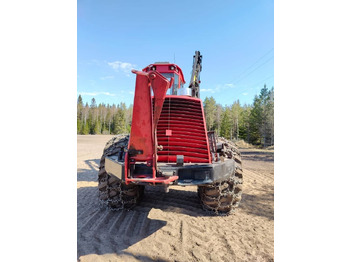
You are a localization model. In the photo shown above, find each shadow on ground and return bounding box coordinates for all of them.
[77,184,273,259]
[136,186,207,217]
[239,184,274,220]
[77,186,167,260]
[77,159,100,182]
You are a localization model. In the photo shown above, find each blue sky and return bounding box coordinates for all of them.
[78,0,274,107]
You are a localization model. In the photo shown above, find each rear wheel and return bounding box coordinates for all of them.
[198,137,243,215]
[98,134,144,210]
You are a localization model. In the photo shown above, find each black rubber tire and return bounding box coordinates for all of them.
[98,134,144,210]
[198,137,243,215]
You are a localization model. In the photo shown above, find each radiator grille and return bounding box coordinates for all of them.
[155,96,210,163]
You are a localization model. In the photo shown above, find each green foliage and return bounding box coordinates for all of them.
[202,84,274,147]
[203,96,217,131]
[77,119,82,134]
[93,120,101,134]
[113,108,127,134]
[238,105,251,141]
[76,96,132,135]
[239,84,274,146]
[219,108,231,139]
[82,121,89,135]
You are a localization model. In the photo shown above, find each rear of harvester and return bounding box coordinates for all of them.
[98,52,243,215]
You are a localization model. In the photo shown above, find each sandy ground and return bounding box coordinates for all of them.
[77,135,274,262]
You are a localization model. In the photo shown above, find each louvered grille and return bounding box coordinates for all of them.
[155,96,210,163]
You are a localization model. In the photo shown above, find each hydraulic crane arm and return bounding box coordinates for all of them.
[188,51,202,98]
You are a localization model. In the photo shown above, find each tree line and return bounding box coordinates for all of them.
[77,84,274,147]
[77,96,132,135]
[204,85,274,147]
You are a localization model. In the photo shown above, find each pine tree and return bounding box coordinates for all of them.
[265,86,274,146]
[249,95,263,145]
[203,96,216,131]
[214,104,222,134]
[246,84,274,146]
[238,104,252,141]
[77,119,82,134]
[77,95,83,119]
[113,105,127,134]
[82,121,90,134]
[231,100,241,140]
[81,102,90,134]
[77,95,84,134]
[93,120,101,134]
[220,108,231,139]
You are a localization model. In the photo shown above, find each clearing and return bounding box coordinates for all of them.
[77,135,274,262]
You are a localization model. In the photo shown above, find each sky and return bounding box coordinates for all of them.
[77,0,274,107]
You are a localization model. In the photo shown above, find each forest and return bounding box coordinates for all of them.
[77,85,274,147]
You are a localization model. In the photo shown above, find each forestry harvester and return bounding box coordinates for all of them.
[98,51,243,214]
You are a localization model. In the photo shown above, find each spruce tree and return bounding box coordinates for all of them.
[220,108,231,139]
[113,106,127,134]
[203,96,216,131]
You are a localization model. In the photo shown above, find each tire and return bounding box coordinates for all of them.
[98,134,144,210]
[198,137,243,215]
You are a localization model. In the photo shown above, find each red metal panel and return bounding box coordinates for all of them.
[155,140,208,148]
[151,72,171,129]
[125,70,171,185]
[156,96,211,164]
[157,123,205,132]
[128,70,170,161]
[160,146,209,155]
[157,125,206,134]
[157,155,209,163]
[143,63,186,85]
[128,71,153,162]
[157,136,207,145]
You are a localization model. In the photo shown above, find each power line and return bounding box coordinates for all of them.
[251,74,274,88]
[232,48,274,83]
[237,74,274,96]
[234,56,274,85]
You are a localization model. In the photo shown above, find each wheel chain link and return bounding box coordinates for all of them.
[98,182,137,211]
[198,137,243,215]
[199,169,242,216]
[98,135,136,211]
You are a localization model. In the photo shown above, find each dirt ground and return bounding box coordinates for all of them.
[77,135,274,262]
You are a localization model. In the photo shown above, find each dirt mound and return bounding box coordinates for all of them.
[235,139,255,149]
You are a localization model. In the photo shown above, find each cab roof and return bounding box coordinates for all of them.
[142,63,186,84]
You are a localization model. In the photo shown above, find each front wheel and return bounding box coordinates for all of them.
[98,134,144,210]
[198,137,243,215]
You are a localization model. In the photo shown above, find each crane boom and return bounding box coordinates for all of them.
[188,51,202,98]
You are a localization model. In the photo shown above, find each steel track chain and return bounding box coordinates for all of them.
[198,137,243,215]
[98,135,138,211]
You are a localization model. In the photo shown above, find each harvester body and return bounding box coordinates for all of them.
[100,51,243,214]
[105,55,235,187]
